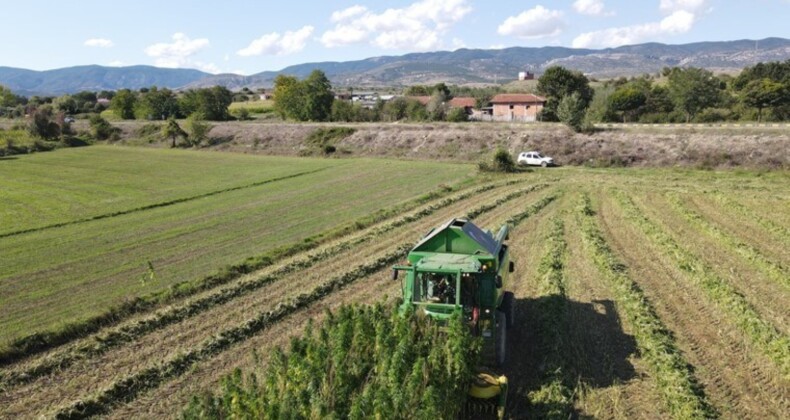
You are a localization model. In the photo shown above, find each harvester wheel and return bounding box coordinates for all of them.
[496,311,507,366]
[502,292,515,329]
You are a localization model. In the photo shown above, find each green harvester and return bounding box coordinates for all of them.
[393,218,515,419]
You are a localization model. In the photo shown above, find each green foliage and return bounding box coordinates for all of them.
[537,66,594,121]
[180,87,233,121]
[232,107,251,121]
[426,90,448,121]
[303,127,355,155]
[557,93,586,132]
[88,115,120,141]
[162,117,187,147]
[446,106,468,122]
[608,86,647,122]
[184,114,213,147]
[479,148,517,173]
[741,78,789,121]
[138,86,180,120]
[27,105,61,140]
[110,89,138,120]
[54,95,78,115]
[668,67,722,122]
[273,70,334,121]
[182,304,480,420]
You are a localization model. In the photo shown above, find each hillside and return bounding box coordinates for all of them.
[1,38,789,95]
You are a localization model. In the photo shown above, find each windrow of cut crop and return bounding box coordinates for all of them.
[52,193,560,419]
[0,177,517,367]
[182,304,479,419]
[525,216,577,418]
[0,181,548,389]
[667,192,789,290]
[612,191,790,379]
[578,193,716,419]
[706,190,790,249]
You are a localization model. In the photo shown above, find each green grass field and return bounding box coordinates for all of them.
[0,146,474,346]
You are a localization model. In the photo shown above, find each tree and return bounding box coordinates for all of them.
[27,105,61,140]
[89,115,120,140]
[446,107,468,122]
[272,70,334,121]
[54,95,79,115]
[110,89,138,119]
[139,87,180,120]
[608,87,647,122]
[742,78,789,121]
[303,70,334,121]
[667,67,721,122]
[537,66,594,121]
[381,97,409,121]
[426,90,448,121]
[0,85,25,108]
[331,99,355,122]
[557,93,586,132]
[162,117,187,147]
[179,87,233,121]
[184,114,213,146]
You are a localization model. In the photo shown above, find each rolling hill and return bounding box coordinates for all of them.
[2,38,788,95]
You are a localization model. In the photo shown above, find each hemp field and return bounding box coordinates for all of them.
[0,146,787,419]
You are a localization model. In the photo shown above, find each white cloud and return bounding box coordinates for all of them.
[237,26,313,56]
[108,60,125,67]
[84,38,114,48]
[331,5,367,22]
[572,0,614,16]
[489,44,507,50]
[497,6,565,39]
[659,0,709,13]
[320,0,472,51]
[145,33,210,68]
[572,1,708,48]
[194,61,222,74]
[452,38,467,50]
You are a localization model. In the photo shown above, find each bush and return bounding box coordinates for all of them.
[89,115,121,140]
[232,108,251,121]
[480,148,517,173]
[557,93,586,133]
[182,303,479,419]
[446,107,469,122]
[184,114,213,146]
[27,106,61,140]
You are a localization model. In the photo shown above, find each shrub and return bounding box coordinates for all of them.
[446,107,469,122]
[184,114,213,147]
[89,115,121,140]
[232,108,251,121]
[557,93,586,133]
[480,148,518,173]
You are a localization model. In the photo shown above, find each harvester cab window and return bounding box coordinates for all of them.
[418,273,455,304]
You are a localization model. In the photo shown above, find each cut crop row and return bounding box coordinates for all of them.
[578,193,716,419]
[706,191,790,248]
[53,193,560,419]
[0,178,516,367]
[0,181,546,389]
[525,216,576,418]
[667,192,789,289]
[612,191,790,379]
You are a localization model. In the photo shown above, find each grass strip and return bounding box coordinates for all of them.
[667,192,789,289]
[0,176,499,366]
[526,216,577,418]
[0,167,330,239]
[579,193,716,419]
[613,191,790,379]
[0,182,548,389]
[52,191,560,419]
[707,191,790,248]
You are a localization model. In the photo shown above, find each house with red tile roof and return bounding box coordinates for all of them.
[408,96,477,114]
[489,93,546,122]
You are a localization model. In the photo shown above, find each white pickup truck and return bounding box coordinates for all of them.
[517,151,555,167]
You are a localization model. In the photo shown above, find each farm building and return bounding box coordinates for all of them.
[409,96,477,114]
[488,93,546,122]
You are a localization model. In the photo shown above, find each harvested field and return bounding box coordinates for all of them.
[0,145,787,419]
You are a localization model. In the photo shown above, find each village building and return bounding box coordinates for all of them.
[408,96,477,114]
[487,93,546,122]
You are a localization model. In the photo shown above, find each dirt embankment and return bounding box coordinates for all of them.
[115,121,788,168]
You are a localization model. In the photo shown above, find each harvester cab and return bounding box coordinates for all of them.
[392,218,515,419]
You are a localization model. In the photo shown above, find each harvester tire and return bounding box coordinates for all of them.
[496,311,507,366]
[502,292,515,329]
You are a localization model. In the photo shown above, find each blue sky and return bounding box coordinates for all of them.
[2,0,788,74]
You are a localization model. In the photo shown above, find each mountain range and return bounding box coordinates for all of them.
[2,38,789,96]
